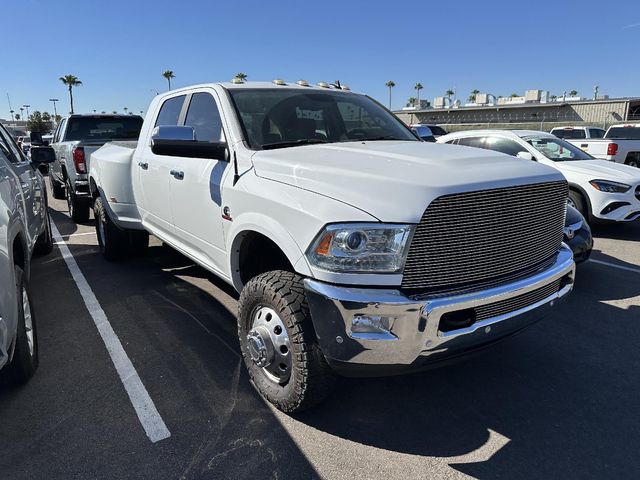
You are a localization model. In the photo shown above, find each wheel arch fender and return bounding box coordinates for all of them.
[227,212,311,291]
[568,182,593,216]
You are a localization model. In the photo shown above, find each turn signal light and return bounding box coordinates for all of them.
[73,147,86,173]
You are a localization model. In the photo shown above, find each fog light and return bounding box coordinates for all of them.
[350,315,396,339]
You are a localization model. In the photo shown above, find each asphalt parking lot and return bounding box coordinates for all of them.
[1,186,639,480]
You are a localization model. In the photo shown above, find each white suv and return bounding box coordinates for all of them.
[438,129,640,222]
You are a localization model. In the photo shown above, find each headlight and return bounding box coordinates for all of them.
[307,223,414,273]
[589,179,631,193]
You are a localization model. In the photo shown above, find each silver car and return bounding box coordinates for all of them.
[0,123,54,384]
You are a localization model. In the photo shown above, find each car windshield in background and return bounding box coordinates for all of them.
[65,116,143,142]
[606,126,640,139]
[228,89,417,150]
[525,136,594,161]
[553,129,586,139]
[429,125,447,136]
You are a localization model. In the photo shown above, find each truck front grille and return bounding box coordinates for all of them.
[402,181,568,294]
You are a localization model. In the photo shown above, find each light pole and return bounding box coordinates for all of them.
[49,98,59,117]
[9,110,14,121]
[19,107,24,120]
[23,104,30,120]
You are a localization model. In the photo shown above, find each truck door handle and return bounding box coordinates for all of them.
[138,162,148,170]
[170,169,184,180]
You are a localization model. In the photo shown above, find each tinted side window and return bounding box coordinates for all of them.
[589,128,605,138]
[0,125,25,163]
[457,137,485,148]
[184,93,224,142]
[484,137,526,156]
[155,95,186,127]
[429,126,447,136]
[606,127,640,139]
[55,118,67,142]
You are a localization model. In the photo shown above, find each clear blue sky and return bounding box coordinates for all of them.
[3,0,640,117]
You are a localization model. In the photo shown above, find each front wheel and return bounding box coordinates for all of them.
[568,190,589,220]
[238,271,336,413]
[2,266,39,385]
[50,174,66,200]
[66,179,90,223]
[94,197,129,260]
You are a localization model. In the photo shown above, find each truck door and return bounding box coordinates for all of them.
[169,90,230,274]
[0,127,41,244]
[136,94,187,237]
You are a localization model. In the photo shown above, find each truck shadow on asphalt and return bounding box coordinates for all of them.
[41,224,640,479]
[591,220,640,241]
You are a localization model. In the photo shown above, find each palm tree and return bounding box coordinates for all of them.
[407,97,417,107]
[468,89,480,102]
[569,90,578,97]
[124,107,128,114]
[15,113,21,121]
[445,89,455,100]
[509,92,519,98]
[162,70,175,90]
[414,83,424,108]
[234,72,248,82]
[385,80,396,109]
[59,74,83,114]
[9,110,14,121]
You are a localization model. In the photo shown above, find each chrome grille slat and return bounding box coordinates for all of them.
[402,181,568,292]
[474,280,562,321]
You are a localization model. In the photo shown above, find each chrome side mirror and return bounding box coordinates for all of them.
[151,125,196,142]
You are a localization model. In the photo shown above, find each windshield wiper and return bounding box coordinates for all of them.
[344,135,407,142]
[261,138,329,150]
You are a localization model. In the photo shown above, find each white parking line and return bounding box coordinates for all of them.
[50,221,171,443]
[590,259,640,274]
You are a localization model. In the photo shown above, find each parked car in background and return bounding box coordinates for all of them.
[50,114,143,222]
[90,81,575,413]
[564,204,593,264]
[550,126,605,140]
[562,124,640,167]
[0,123,55,385]
[410,125,435,142]
[410,123,447,139]
[438,130,640,222]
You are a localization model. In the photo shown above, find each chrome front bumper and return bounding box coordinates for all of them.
[305,245,575,375]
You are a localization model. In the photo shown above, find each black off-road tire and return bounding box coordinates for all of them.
[238,270,336,413]
[66,178,90,223]
[94,197,129,260]
[3,266,39,385]
[128,230,149,257]
[568,190,589,221]
[34,208,53,256]
[50,175,66,200]
[625,155,639,168]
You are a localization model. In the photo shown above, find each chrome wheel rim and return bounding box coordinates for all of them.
[22,287,34,356]
[247,306,291,384]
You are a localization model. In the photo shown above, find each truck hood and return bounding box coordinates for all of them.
[251,141,564,223]
[554,159,640,182]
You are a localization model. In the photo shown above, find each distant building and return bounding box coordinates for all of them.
[395,96,640,128]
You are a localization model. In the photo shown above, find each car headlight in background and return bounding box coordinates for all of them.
[589,180,631,193]
[307,223,414,273]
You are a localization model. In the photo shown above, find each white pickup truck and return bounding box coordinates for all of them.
[89,81,576,412]
[563,124,640,167]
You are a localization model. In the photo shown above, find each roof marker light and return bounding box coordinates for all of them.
[317,81,330,88]
[296,80,310,87]
[272,79,286,85]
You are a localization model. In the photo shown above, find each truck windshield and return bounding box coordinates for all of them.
[525,136,594,161]
[64,116,144,142]
[606,126,640,139]
[228,88,417,149]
